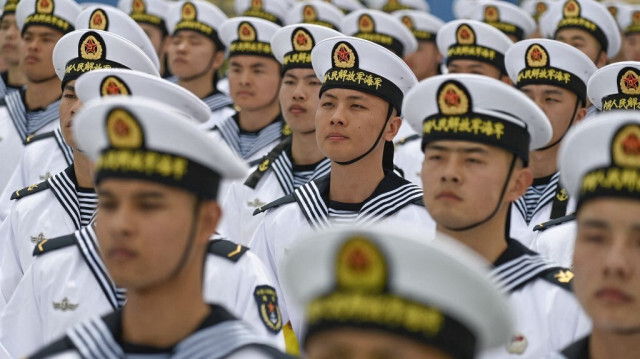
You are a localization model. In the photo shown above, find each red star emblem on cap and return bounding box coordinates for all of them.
[93,14,102,25]
[267,302,275,313]
[84,39,98,54]
[460,29,469,39]
[184,6,191,15]
[348,249,370,272]
[105,81,122,95]
[623,134,640,155]
[296,33,307,46]
[444,89,460,107]
[531,48,542,61]
[567,3,575,11]
[242,27,250,36]
[361,18,369,27]
[624,73,639,90]
[336,46,350,62]
[114,118,130,137]
[41,0,49,7]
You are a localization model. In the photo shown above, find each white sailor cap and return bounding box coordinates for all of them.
[453,0,481,19]
[271,24,342,72]
[366,0,429,13]
[280,226,514,357]
[165,0,227,50]
[520,0,560,23]
[285,1,344,31]
[392,9,444,43]
[539,0,621,59]
[117,0,168,32]
[235,0,288,25]
[436,19,513,74]
[559,111,640,208]
[467,0,537,41]
[323,0,364,14]
[15,0,79,34]
[340,9,417,57]
[505,39,596,104]
[403,73,552,165]
[219,16,280,58]
[615,4,640,35]
[587,61,640,111]
[75,69,210,124]
[0,0,20,17]
[76,5,160,70]
[602,1,625,27]
[74,96,248,199]
[312,35,418,115]
[53,29,159,86]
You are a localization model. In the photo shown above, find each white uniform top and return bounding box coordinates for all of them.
[545,336,590,359]
[25,299,287,359]
[249,172,436,339]
[198,91,236,130]
[392,134,423,187]
[478,240,591,359]
[510,172,576,247]
[220,139,331,245]
[0,166,95,310]
[0,226,285,358]
[0,91,61,192]
[0,128,72,223]
[531,220,577,268]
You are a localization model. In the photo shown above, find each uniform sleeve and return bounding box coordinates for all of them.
[0,258,43,358]
[218,182,242,241]
[0,203,25,309]
[544,284,592,352]
[0,160,24,223]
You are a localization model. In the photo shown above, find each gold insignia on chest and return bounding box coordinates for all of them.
[554,269,574,283]
[53,297,79,311]
[247,198,267,208]
[30,232,47,244]
[556,188,568,201]
[39,172,52,180]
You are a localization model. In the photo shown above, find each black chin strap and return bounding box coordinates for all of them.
[168,198,202,279]
[444,155,518,232]
[335,104,394,166]
[536,98,581,152]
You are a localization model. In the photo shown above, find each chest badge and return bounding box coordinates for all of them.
[53,297,79,311]
[507,334,528,354]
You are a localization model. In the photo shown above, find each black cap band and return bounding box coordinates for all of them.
[516,66,586,104]
[446,44,506,74]
[577,166,640,210]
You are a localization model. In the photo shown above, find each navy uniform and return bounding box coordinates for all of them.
[504,39,596,248]
[27,96,288,359]
[219,24,340,245]
[0,30,168,309]
[0,0,79,192]
[403,74,591,358]
[281,226,514,358]
[250,36,435,339]
[0,4,160,223]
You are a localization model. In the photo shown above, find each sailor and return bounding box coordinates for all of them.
[0,29,160,308]
[436,19,513,82]
[118,0,170,77]
[403,73,591,358]
[0,4,161,223]
[214,17,286,167]
[0,0,26,96]
[284,0,343,30]
[219,24,341,246]
[539,0,620,68]
[520,0,557,38]
[614,5,640,62]
[0,0,79,192]
[235,0,288,26]
[250,35,435,341]
[504,39,596,247]
[545,111,640,359]
[164,0,235,129]
[281,226,514,359]
[27,97,290,359]
[467,0,537,42]
[373,0,429,13]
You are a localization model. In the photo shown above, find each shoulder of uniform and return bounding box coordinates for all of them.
[395,134,421,147]
[23,130,55,145]
[33,233,77,256]
[541,267,574,292]
[533,213,576,232]
[10,180,50,200]
[207,239,249,262]
[253,193,296,216]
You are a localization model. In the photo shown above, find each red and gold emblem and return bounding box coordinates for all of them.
[106,108,143,149]
[620,69,640,95]
[484,5,499,22]
[333,42,356,69]
[401,15,414,30]
[456,24,475,45]
[100,76,131,97]
[36,0,53,14]
[563,0,580,19]
[181,2,196,22]
[302,4,317,23]
[358,14,374,33]
[438,82,470,116]
[613,124,640,167]
[238,21,257,42]
[132,0,145,14]
[336,236,387,293]
[526,44,548,68]
[80,35,103,60]
[89,9,108,31]
[292,28,313,52]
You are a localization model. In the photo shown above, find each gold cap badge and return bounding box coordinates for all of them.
[607,6,617,19]
[526,44,549,68]
[106,108,143,149]
[238,21,257,42]
[100,76,131,96]
[535,2,548,17]
[80,34,104,61]
[336,236,387,293]
[131,0,145,14]
[89,9,108,31]
[484,5,499,22]
[401,15,414,30]
[35,0,53,15]
[358,14,374,33]
[619,69,640,96]
[251,0,262,10]
[302,4,317,23]
[181,2,196,22]
[332,41,356,69]
[292,28,313,52]
[456,24,475,45]
[612,124,640,167]
[563,0,580,19]
[437,82,470,116]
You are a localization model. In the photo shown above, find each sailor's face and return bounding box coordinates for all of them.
[228,55,281,112]
[574,198,640,332]
[95,179,204,289]
[167,30,219,81]
[138,22,165,58]
[279,68,322,135]
[623,33,640,62]
[305,328,453,359]
[315,88,398,163]
[19,25,61,82]
[59,79,81,149]
[555,28,605,67]
[421,140,524,229]
[0,14,20,65]
[403,40,441,81]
